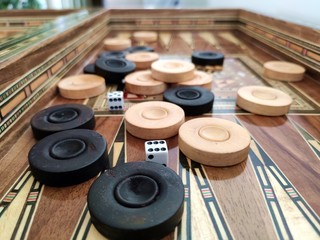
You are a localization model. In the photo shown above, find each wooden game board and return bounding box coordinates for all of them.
[0,9,319,240]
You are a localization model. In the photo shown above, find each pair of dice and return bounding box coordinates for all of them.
[145,140,168,166]
[108,91,169,165]
[107,91,124,111]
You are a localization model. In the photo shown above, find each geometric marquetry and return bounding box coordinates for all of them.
[159,32,172,51]
[218,32,246,49]
[198,31,220,49]
[178,32,194,49]
[1,8,319,240]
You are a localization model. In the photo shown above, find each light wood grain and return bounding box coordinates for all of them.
[263,61,305,82]
[151,60,195,83]
[58,74,106,99]
[125,101,185,139]
[125,70,168,95]
[236,86,293,116]
[179,117,251,166]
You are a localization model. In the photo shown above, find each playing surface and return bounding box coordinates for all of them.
[0,28,319,240]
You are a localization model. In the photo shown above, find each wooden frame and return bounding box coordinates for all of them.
[0,8,319,240]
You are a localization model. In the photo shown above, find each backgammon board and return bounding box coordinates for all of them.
[0,9,319,240]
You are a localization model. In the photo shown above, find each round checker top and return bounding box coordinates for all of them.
[125,70,168,95]
[163,86,214,116]
[99,50,128,59]
[28,129,108,187]
[236,85,293,116]
[83,63,95,74]
[133,31,158,42]
[174,70,212,90]
[151,60,195,83]
[192,51,224,66]
[103,38,131,51]
[263,61,305,82]
[31,104,95,140]
[58,74,106,99]
[179,118,251,166]
[125,52,159,70]
[126,45,154,53]
[125,101,185,139]
[87,161,184,240]
[95,57,136,84]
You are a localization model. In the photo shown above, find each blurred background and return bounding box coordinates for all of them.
[0,0,319,29]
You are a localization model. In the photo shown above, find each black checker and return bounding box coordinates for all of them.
[99,50,128,59]
[28,129,108,187]
[95,57,136,84]
[191,51,224,66]
[163,86,214,116]
[87,161,184,240]
[31,104,95,140]
[83,63,96,74]
[126,45,154,53]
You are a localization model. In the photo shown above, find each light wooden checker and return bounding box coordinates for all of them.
[179,117,251,166]
[125,70,168,95]
[125,101,185,139]
[236,85,293,116]
[133,31,158,42]
[263,61,305,82]
[125,52,159,70]
[103,38,131,51]
[58,74,106,99]
[173,70,212,90]
[151,60,195,83]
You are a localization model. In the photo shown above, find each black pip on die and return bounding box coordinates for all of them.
[144,140,169,166]
[107,91,124,111]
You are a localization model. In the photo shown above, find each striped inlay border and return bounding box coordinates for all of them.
[289,119,320,160]
[235,117,320,237]
[71,118,126,239]
[189,157,234,239]
[0,170,32,217]
[177,152,192,240]
[0,21,109,138]
[249,144,293,239]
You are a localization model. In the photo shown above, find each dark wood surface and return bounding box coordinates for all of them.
[0,22,319,240]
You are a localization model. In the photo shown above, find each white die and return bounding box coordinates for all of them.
[144,140,168,166]
[107,91,124,111]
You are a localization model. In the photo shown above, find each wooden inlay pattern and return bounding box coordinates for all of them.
[0,9,319,240]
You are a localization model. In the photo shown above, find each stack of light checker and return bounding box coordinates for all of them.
[125,60,213,96]
[152,60,214,115]
[151,59,212,88]
[125,70,168,96]
[125,59,215,116]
